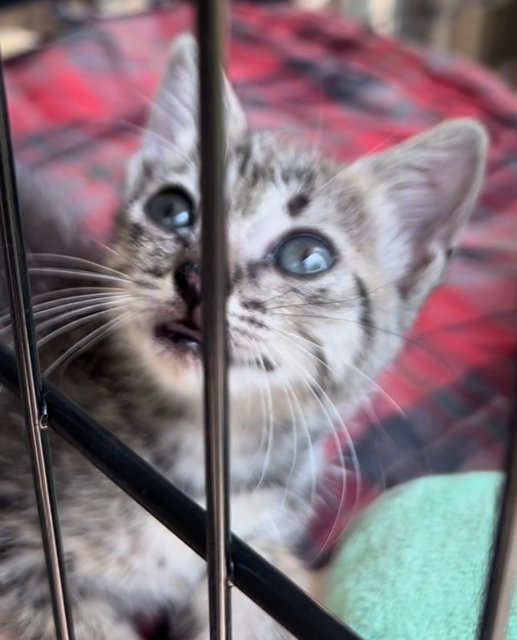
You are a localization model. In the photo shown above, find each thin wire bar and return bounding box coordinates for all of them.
[197,1,232,639]
[478,383,517,640]
[0,344,363,640]
[0,57,75,639]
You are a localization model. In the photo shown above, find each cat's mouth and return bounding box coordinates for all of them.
[154,319,202,353]
[153,318,274,371]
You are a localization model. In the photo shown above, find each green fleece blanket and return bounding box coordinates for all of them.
[327,472,516,640]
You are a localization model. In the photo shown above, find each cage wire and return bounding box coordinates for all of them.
[0,1,517,639]
[0,44,75,640]
[197,1,232,637]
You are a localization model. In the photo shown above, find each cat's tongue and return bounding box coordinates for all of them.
[191,304,203,331]
[155,318,202,349]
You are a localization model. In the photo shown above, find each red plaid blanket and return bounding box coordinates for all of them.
[5,2,517,564]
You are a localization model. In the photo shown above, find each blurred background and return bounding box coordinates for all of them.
[0,0,516,86]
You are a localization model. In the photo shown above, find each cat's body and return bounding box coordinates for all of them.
[0,36,487,639]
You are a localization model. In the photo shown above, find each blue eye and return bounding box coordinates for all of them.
[145,187,195,232]
[274,233,336,276]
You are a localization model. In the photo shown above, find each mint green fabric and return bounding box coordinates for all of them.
[327,472,517,640]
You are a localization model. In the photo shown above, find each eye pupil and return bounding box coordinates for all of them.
[145,187,195,231]
[274,233,335,276]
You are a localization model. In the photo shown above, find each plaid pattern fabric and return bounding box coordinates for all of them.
[5,2,517,564]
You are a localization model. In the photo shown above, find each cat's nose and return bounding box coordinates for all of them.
[174,261,201,310]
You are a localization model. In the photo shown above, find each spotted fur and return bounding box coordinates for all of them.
[0,35,487,639]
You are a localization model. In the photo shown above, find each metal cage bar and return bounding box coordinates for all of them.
[198,1,232,638]
[0,53,74,640]
[479,380,517,640]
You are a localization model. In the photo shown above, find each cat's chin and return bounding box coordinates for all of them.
[146,346,274,401]
[142,353,266,409]
[123,322,282,403]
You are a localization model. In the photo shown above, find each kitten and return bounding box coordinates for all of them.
[0,34,487,640]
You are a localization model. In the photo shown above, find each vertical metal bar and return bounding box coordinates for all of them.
[0,56,75,640]
[197,2,232,640]
[479,388,517,640]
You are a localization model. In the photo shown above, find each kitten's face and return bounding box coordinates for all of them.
[110,134,372,402]
[108,36,487,414]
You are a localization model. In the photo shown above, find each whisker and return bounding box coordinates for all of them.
[35,298,134,339]
[310,108,325,158]
[0,286,158,322]
[259,340,300,496]
[310,135,397,196]
[269,327,330,365]
[268,342,318,511]
[272,329,409,521]
[0,293,131,333]
[31,286,128,304]
[277,327,407,420]
[28,267,133,285]
[36,299,141,350]
[33,287,161,314]
[311,164,350,196]
[44,311,136,377]
[121,103,198,171]
[240,336,270,489]
[261,279,399,312]
[277,374,300,509]
[32,292,130,316]
[255,286,303,307]
[269,339,360,561]
[346,361,407,419]
[269,311,452,372]
[247,338,276,495]
[28,252,132,280]
[92,240,146,274]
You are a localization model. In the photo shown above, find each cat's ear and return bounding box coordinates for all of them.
[144,33,247,155]
[353,119,488,304]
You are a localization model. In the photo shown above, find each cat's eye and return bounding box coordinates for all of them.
[144,187,195,232]
[274,233,336,276]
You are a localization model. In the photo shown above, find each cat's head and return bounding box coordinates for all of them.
[108,35,487,417]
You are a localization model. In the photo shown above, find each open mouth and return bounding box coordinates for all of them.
[154,321,274,371]
[155,320,202,352]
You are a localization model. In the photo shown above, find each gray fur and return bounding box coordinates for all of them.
[0,35,487,639]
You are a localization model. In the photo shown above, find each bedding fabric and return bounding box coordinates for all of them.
[5,1,517,564]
